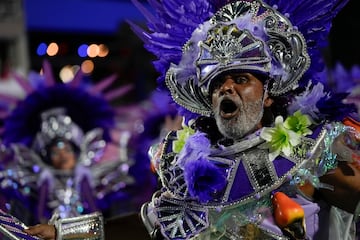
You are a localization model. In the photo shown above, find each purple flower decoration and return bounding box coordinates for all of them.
[176,132,227,203]
[184,157,227,203]
[177,132,211,167]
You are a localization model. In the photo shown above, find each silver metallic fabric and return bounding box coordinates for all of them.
[55,212,104,240]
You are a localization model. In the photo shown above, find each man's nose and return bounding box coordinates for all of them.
[219,78,235,95]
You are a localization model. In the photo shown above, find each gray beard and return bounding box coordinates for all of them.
[214,99,264,140]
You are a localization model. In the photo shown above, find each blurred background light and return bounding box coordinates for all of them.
[87,44,99,58]
[46,42,59,56]
[78,44,88,57]
[36,42,47,56]
[98,44,109,57]
[81,60,94,74]
[59,65,75,83]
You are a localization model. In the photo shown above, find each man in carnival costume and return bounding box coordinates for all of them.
[24,0,360,239]
[130,0,360,239]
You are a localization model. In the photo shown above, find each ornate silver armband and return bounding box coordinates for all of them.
[54,212,104,240]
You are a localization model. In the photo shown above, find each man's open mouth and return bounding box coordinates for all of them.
[220,99,239,119]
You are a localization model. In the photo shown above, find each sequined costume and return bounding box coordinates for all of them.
[128,0,360,239]
[141,116,360,239]
[0,61,141,225]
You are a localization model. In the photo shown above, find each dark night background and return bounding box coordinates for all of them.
[328,0,360,69]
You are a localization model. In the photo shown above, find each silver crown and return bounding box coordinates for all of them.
[166,0,310,116]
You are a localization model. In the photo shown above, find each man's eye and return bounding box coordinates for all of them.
[234,76,248,84]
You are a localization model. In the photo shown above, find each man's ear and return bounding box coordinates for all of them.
[264,97,273,107]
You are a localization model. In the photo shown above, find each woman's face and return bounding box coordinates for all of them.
[50,140,77,170]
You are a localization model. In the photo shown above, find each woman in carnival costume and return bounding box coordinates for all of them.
[25,0,360,239]
[0,60,152,232]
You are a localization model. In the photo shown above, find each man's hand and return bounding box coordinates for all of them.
[24,224,56,240]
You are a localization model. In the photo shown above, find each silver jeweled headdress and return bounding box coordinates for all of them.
[32,107,84,159]
[165,0,310,116]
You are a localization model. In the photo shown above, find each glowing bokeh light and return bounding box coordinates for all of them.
[47,42,59,56]
[87,44,99,58]
[81,60,94,74]
[59,65,75,83]
[78,44,88,57]
[36,43,48,56]
[98,44,109,57]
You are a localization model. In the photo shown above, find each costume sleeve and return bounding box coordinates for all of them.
[80,177,98,213]
[37,180,50,223]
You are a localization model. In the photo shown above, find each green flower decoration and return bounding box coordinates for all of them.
[260,116,301,161]
[284,110,313,136]
[172,125,195,153]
